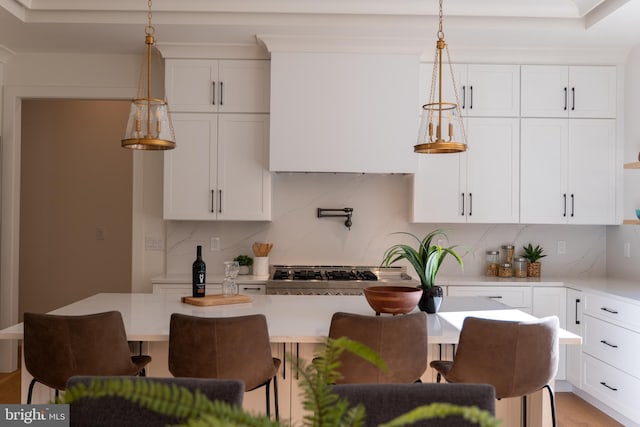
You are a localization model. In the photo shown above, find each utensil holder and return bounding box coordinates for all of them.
[254,257,269,279]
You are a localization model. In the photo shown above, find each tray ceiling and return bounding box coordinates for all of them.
[0,0,638,56]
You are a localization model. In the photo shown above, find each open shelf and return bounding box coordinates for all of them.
[624,162,640,169]
[623,219,640,224]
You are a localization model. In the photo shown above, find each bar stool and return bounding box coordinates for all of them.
[328,311,428,383]
[168,313,280,420]
[430,316,559,427]
[23,311,151,404]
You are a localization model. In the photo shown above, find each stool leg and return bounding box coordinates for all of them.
[273,375,279,421]
[522,394,527,427]
[265,378,272,418]
[544,384,557,427]
[27,378,37,404]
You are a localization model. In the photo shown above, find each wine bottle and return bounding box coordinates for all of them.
[192,245,206,297]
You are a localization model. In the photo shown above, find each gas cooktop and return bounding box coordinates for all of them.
[266,265,417,295]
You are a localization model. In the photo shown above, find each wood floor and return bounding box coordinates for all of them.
[0,370,624,425]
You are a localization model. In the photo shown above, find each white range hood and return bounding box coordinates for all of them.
[264,40,420,174]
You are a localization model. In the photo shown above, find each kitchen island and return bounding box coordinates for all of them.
[0,292,580,425]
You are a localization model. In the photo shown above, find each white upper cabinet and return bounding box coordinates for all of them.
[418,64,520,118]
[412,117,520,223]
[164,113,271,221]
[521,65,616,118]
[520,118,616,224]
[165,59,270,113]
[269,52,419,173]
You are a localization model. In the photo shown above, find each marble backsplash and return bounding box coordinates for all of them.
[166,173,607,278]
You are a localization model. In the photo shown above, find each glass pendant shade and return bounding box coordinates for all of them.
[414,0,467,154]
[121,13,176,150]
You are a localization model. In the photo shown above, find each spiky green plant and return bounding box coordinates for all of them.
[521,243,546,263]
[381,229,463,291]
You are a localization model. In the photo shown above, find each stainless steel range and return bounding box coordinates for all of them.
[266,265,418,295]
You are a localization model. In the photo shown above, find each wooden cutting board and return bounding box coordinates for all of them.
[181,294,252,306]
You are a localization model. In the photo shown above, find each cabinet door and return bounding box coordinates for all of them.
[218,60,270,113]
[166,59,270,113]
[217,114,271,220]
[569,66,616,119]
[521,65,568,118]
[466,65,520,117]
[412,152,466,223]
[520,119,569,224]
[465,118,519,223]
[567,119,616,224]
[532,287,567,380]
[165,59,218,112]
[164,114,217,220]
[565,288,583,388]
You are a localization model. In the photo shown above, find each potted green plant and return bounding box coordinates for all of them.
[382,229,463,313]
[521,244,546,278]
[234,255,253,275]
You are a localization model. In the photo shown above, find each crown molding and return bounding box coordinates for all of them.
[257,34,424,55]
[431,46,630,65]
[158,42,269,60]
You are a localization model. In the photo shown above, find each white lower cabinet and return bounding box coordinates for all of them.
[565,288,583,388]
[578,291,640,424]
[581,353,640,423]
[446,285,532,311]
[532,287,567,380]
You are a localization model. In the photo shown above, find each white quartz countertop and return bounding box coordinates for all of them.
[0,293,580,345]
[438,276,640,303]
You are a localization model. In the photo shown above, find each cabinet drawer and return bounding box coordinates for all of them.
[239,284,266,295]
[583,315,640,379]
[583,292,640,331]
[582,353,640,422]
[446,286,531,308]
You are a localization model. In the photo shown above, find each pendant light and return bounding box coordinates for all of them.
[414,0,467,154]
[122,0,176,150]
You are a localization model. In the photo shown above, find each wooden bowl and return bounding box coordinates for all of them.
[363,286,421,315]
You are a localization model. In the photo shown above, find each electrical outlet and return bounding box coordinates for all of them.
[210,237,221,251]
[624,242,631,258]
[557,241,566,255]
[144,237,165,251]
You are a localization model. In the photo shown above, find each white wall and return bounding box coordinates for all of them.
[607,45,640,280]
[167,173,607,279]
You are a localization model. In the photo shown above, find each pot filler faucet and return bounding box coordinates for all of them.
[317,208,354,230]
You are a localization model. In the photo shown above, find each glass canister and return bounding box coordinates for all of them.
[498,263,513,278]
[501,244,515,265]
[514,257,528,278]
[223,261,239,296]
[485,250,499,277]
